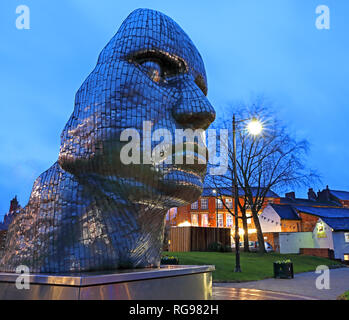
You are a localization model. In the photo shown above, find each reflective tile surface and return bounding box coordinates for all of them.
[0,9,215,273]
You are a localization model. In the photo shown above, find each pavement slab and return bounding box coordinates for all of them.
[213,267,349,300]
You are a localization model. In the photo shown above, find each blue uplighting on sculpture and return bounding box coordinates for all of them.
[0,8,215,273]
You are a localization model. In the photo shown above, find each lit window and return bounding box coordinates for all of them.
[201,198,208,210]
[225,198,233,209]
[344,254,349,261]
[201,214,208,227]
[191,214,198,226]
[226,214,233,227]
[344,233,349,243]
[191,201,198,210]
[216,199,223,209]
[218,214,224,228]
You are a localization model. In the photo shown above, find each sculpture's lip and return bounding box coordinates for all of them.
[172,160,207,177]
[162,169,204,188]
[169,141,208,173]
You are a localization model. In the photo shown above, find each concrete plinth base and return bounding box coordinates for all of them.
[0,265,214,300]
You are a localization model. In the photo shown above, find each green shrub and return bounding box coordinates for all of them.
[208,241,223,252]
[222,245,232,252]
[161,255,179,265]
[274,259,292,264]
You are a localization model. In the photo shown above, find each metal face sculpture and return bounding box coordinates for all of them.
[0,9,215,273]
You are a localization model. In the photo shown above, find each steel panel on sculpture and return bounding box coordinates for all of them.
[0,265,215,300]
[0,8,215,273]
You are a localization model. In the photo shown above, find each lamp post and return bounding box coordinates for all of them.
[232,115,263,273]
[212,189,218,228]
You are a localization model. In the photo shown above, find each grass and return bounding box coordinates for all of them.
[165,251,343,282]
[337,291,349,300]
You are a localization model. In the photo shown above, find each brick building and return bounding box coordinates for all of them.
[167,187,349,234]
[166,187,280,237]
[260,188,349,234]
[317,186,349,208]
[0,196,21,251]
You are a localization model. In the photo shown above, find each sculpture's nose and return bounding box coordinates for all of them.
[172,77,216,130]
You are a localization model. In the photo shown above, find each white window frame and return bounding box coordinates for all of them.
[191,213,198,226]
[191,201,198,210]
[200,198,208,210]
[226,214,233,227]
[225,198,233,209]
[216,198,223,209]
[201,214,208,227]
[217,214,224,228]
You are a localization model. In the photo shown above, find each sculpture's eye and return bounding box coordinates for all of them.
[131,51,187,84]
[140,61,162,83]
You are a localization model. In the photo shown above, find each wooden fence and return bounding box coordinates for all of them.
[168,227,231,252]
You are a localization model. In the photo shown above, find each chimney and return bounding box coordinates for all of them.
[285,192,295,200]
[317,186,330,202]
[308,188,317,201]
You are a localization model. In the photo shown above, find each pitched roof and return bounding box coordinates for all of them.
[202,187,279,198]
[270,204,300,220]
[321,217,349,231]
[329,190,349,201]
[280,197,337,207]
[294,205,349,219]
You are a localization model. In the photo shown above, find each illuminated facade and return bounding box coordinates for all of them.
[167,187,280,236]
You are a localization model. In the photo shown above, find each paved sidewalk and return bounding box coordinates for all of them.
[213,287,315,300]
[213,267,349,300]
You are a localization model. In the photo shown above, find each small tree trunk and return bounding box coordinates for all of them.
[241,210,249,252]
[251,209,265,253]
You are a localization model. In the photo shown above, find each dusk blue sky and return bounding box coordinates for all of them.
[0,0,348,218]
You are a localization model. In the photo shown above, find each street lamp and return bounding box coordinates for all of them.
[232,115,263,273]
[247,118,263,136]
[212,189,218,228]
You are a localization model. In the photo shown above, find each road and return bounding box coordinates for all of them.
[213,267,349,300]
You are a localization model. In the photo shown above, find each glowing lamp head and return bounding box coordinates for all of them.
[247,119,263,136]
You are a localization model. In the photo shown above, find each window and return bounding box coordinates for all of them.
[216,198,223,209]
[201,214,208,227]
[191,214,198,226]
[345,233,349,243]
[246,200,263,209]
[191,201,198,210]
[225,198,233,209]
[344,254,349,261]
[200,198,208,210]
[166,207,177,225]
[226,214,233,227]
[217,214,224,228]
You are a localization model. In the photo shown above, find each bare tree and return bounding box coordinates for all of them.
[208,97,319,254]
